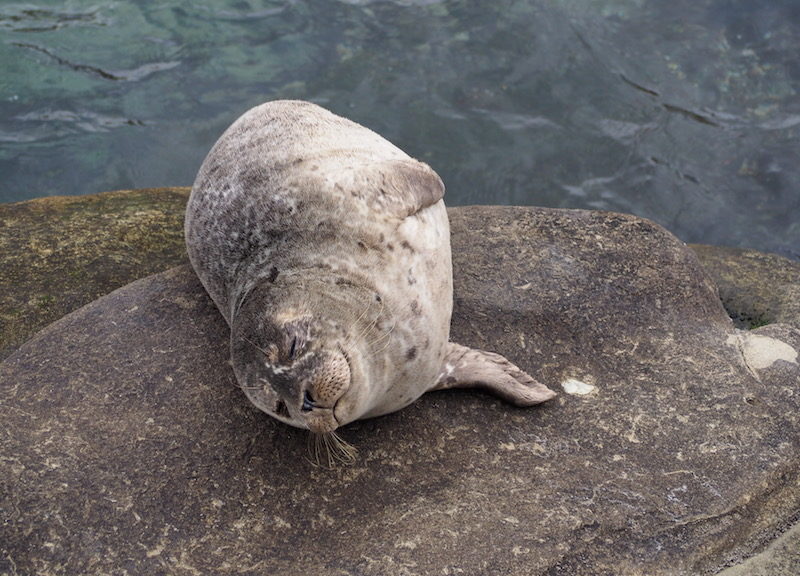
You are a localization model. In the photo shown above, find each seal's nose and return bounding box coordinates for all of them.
[301,390,315,412]
[306,350,350,409]
[299,350,350,433]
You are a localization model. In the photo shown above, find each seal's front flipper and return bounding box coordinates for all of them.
[432,343,556,406]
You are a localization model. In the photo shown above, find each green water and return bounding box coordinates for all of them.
[1,0,798,258]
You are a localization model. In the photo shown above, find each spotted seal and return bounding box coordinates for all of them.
[185,100,555,435]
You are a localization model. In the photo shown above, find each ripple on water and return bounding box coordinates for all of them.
[0,0,798,259]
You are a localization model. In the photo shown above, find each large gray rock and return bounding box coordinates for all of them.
[1,207,799,575]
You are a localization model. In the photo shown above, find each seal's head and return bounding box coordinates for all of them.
[229,279,378,434]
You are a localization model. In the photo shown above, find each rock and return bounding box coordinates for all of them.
[690,244,800,330]
[718,521,800,576]
[0,187,190,360]
[2,188,797,359]
[2,206,798,575]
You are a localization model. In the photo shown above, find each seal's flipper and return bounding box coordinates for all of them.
[341,157,445,220]
[432,343,556,406]
[376,158,445,219]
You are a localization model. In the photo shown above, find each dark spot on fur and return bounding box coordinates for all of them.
[268,266,279,283]
[375,294,382,303]
[406,346,417,360]
[357,240,367,251]
[410,300,420,315]
[386,243,394,251]
[400,240,414,252]
[407,269,416,285]
[239,168,265,193]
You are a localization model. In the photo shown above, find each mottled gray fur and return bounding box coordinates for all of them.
[186,100,554,433]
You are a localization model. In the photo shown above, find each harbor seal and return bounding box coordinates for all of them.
[185,100,555,436]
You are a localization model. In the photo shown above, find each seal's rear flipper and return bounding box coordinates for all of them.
[432,343,556,406]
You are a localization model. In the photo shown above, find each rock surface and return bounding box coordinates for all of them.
[0,188,189,360]
[691,244,800,330]
[718,520,800,576]
[2,206,798,575]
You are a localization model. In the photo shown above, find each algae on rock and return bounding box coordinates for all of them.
[0,187,190,359]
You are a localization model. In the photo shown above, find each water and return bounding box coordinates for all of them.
[1,0,798,259]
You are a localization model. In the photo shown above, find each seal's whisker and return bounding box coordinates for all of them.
[364,317,397,357]
[354,296,382,344]
[327,431,358,465]
[232,377,267,391]
[321,434,333,469]
[306,433,322,466]
[347,292,373,337]
[242,335,270,357]
[345,294,385,355]
[306,431,358,468]
[365,318,395,347]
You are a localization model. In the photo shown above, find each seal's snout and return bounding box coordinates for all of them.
[300,350,350,433]
[307,351,350,409]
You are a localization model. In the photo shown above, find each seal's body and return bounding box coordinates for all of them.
[186,100,554,434]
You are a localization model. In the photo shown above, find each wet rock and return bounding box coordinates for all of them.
[2,206,798,575]
[690,244,800,330]
[0,187,190,360]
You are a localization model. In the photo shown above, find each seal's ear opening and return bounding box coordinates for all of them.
[378,159,445,219]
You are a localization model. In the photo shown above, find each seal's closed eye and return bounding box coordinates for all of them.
[280,318,309,364]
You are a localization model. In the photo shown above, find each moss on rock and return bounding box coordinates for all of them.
[690,244,800,329]
[0,188,190,359]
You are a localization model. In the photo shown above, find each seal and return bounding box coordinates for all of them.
[185,100,555,436]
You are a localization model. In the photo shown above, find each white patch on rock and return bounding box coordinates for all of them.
[395,538,419,550]
[727,333,798,371]
[561,378,597,395]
